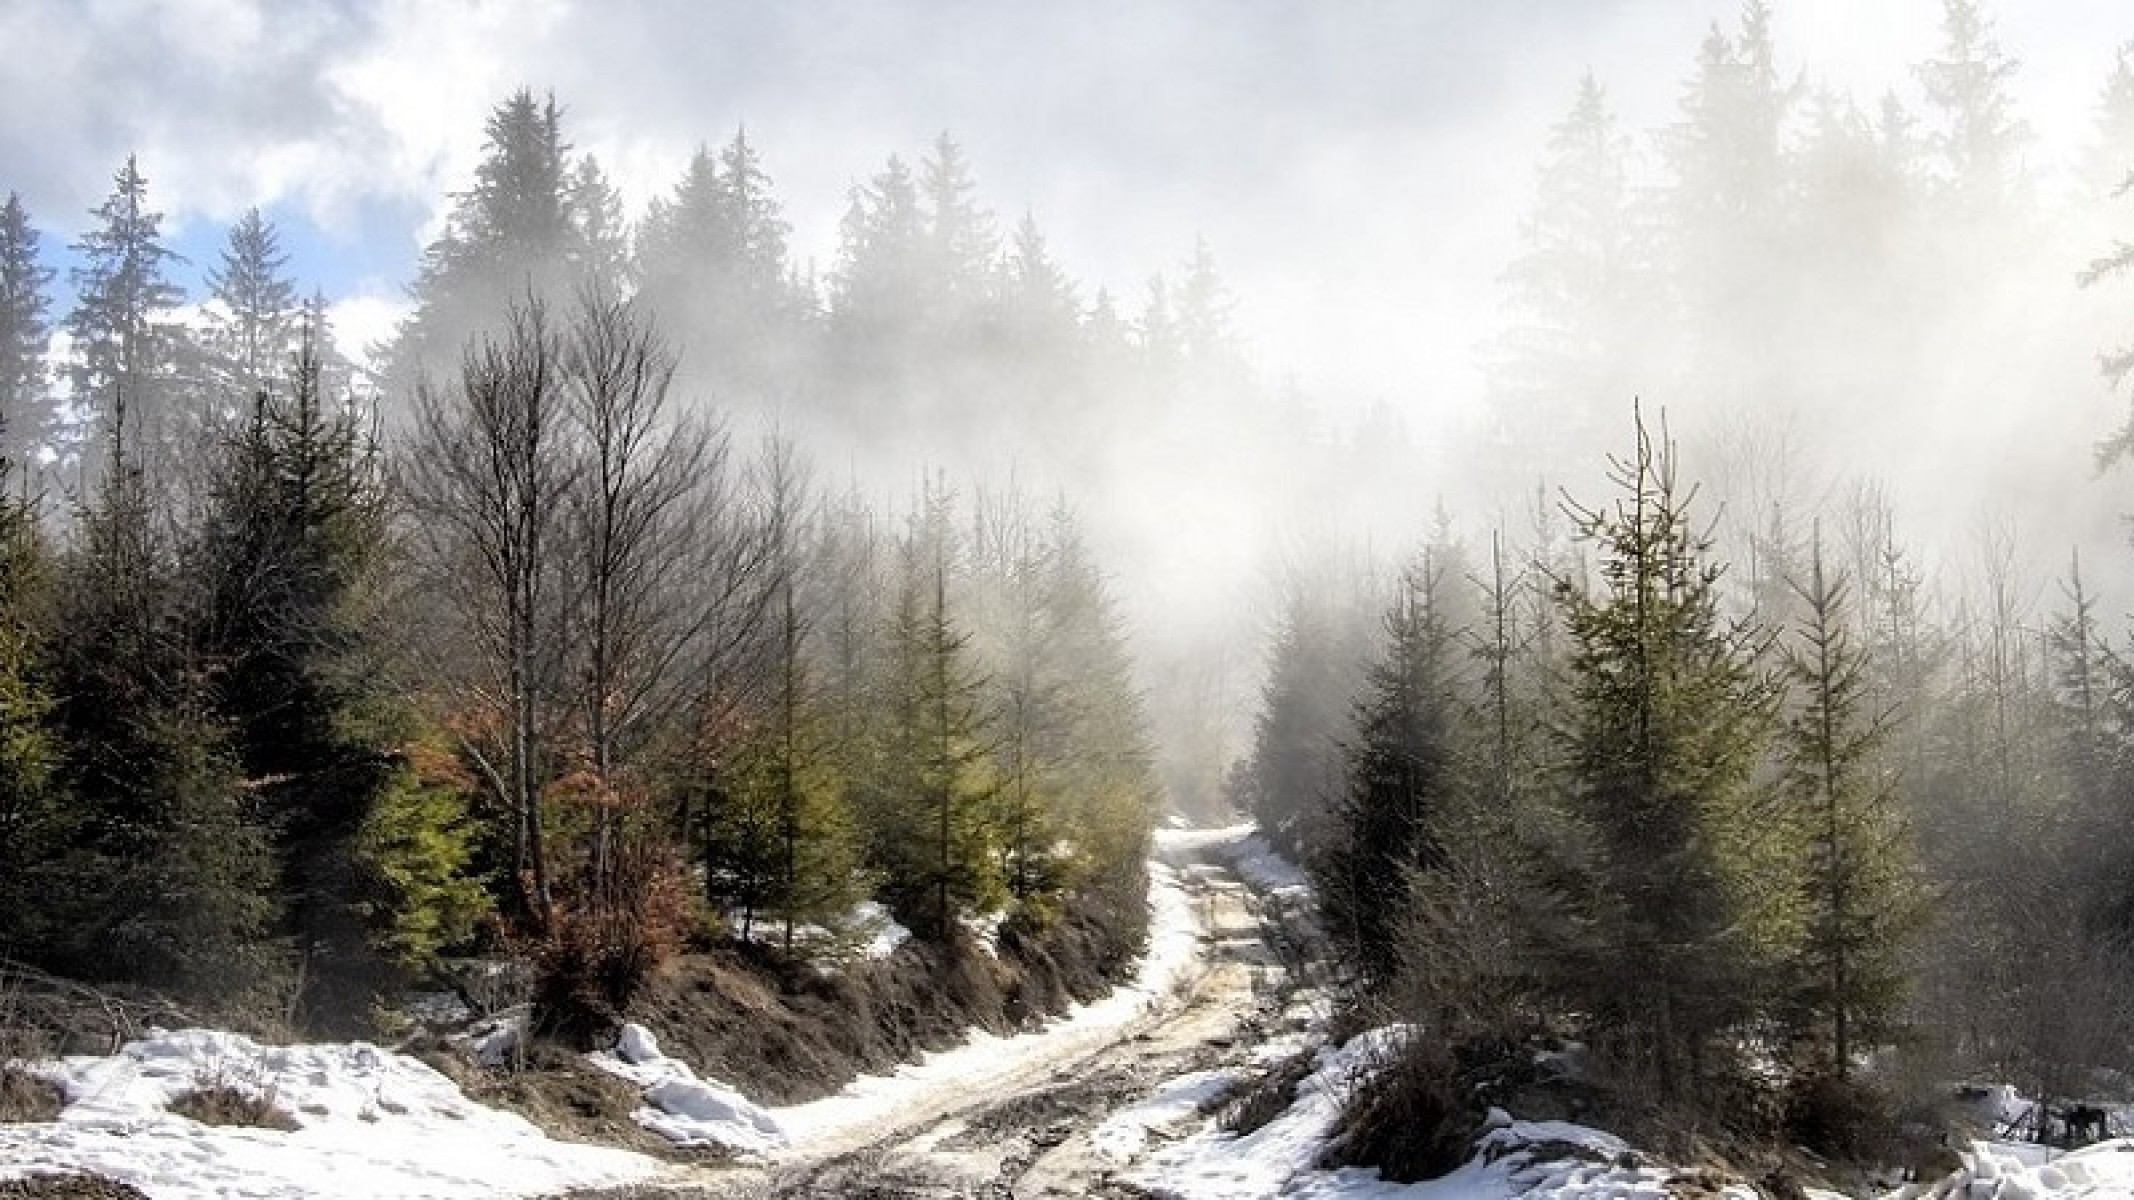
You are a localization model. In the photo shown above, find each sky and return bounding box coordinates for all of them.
[5,0,2127,437]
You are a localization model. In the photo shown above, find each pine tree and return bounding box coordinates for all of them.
[1777,534,1919,1079]
[1660,3,1801,418]
[2083,45,2134,461]
[49,399,286,1002]
[1488,74,1646,484]
[194,325,404,1029]
[0,472,62,959]
[1551,407,1776,1102]
[830,155,927,360]
[920,132,997,325]
[0,193,54,466]
[1173,236,1236,368]
[205,207,300,398]
[709,444,865,952]
[569,155,632,294]
[67,155,187,483]
[867,483,999,940]
[382,90,580,403]
[636,129,798,403]
[2081,44,2134,201]
[970,489,1072,918]
[1319,550,1461,987]
[1038,503,1159,906]
[1916,0,2031,215]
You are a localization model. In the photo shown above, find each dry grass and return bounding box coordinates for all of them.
[1218,1049,1318,1136]
[0,1064,63,1122]
[167,1079,300,1131]
[0,1174,153,1199]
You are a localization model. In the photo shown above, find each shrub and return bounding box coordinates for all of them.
[0,1066,63,1122]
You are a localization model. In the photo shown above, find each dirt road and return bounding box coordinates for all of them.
[567,832,1310,1199]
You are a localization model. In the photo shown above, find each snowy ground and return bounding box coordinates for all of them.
[0,1028,660,1199]
[590,846,1204,1157]
[0,841,1207,1197]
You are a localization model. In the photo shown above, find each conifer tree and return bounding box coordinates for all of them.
[1551,408,1776,1102]
[0,464,61,959]
[196,325,406,1028]
[0,192,54,465]
[1916,0,2030,215]
[205,207,300,398]
[1777,534,1919,1079]
[1488,74,1645,483]
[708,440,865,949]
[1319,550,1461,987]
[867,483,999,940]
[50,396,284,1001]
[67,156,186,483]
[382,91,580,403]
[569,155,632,295]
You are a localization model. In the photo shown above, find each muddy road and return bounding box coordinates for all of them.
[567,833,1313,1199]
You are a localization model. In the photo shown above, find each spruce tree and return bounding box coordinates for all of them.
[1319,550,1461,987]
[1777,534,1919,1079]
[51,401,285,1002]
[381,90,580,403]
[1487,74,1645,485]
[0,192,54,465]
[195,326,404,1029]
[866,483,999,940]
[205,208,300,398]
[67,156,187,484]
[0,470,62,960]
[1551,408,1776,1103]
[1916,0,2030,214]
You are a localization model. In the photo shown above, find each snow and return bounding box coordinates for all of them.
[1117,1025,1778,1200]
[721,899,912,965]
[0,833,1229,1192]
[1895,1138,2134,1200]
[763,852,1202,1147]
[588,1023,787,1154]
[586,848,1205,1157]
[1090,1068,1244,1162]
[0,1027,660,1199]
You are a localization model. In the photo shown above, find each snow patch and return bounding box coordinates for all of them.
[0,1027,659,1199]
[589,1023,788,1154]
[1090,1068,1243,1162]
[768,854,1201,1147]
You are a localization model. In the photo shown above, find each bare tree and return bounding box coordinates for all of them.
[559,286,711,897]
[403,296,575,929]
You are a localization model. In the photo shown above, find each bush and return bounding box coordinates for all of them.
[1783,1070,1902,1163]
[1320,1038,1476,1182]
[167,1076,298,1131]
[530,839,693,1048]
[0,1066,63,1122]
[1219,1050,1317,1136]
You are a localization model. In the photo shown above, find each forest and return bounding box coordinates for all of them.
[3,0,2134,1185]
[1234,0,2134,1172]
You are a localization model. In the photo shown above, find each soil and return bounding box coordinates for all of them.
[627,897,1143,1106]
[546,834,1313,1198]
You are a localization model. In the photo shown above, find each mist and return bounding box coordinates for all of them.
[6,0,2134,818]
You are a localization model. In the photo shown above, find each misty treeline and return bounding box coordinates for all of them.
[0,92,1174,1036]
[1251,406,2134,1165]
[1237,0,2134,1170]
[1479,0,2134,520]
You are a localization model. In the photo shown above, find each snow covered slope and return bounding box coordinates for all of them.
[0,1028,661,1199]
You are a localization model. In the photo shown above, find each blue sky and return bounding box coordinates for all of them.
[5,0,2131,398]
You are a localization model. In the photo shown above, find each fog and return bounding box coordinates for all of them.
[9,0,2134,813]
